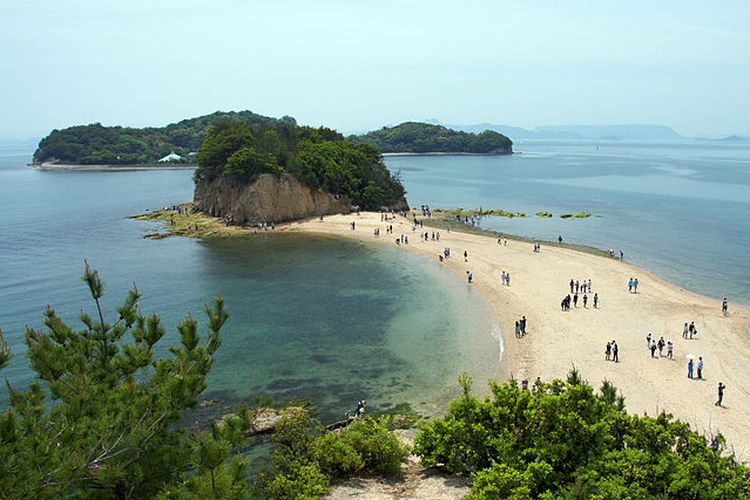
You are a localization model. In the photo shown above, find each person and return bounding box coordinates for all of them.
[667,341,674,359]
[715,382,726,406]
[722,297,728,315]
[605,341,611,361]
[573,293,578,308]
[575,280,580,293]
[612,341,619,362]
[520,316,527,335]
[646,332,652,347]
[687,358,694,379]
[593,293,599,308]
[506,273,511,286]
[650,342,657,358]
[558,235,563,244]
[582,294,588,308]
[521,378,529,390]
[467,271,473,284]
[628,278,634,293]
[464,250,468,262]
[657,337,665,356]
[633,278,639,293]
[587,278,592,291]
[689,321,695,339]
[683,322,689,339]
[569,279,574,294]
[620,250,624,260]
[697,356,703,379]
[515,320,520,338]
[438,254,444,262]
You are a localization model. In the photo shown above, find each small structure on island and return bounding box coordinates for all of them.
[158,151,183,163]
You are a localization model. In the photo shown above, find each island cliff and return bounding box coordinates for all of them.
[191,116,408,224]
[194,173,352,224]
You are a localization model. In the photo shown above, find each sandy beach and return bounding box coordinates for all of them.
[284,211,750,459]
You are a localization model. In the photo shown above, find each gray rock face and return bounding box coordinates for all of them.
[194,173,352,225]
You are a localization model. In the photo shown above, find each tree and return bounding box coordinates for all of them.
[0,264,252,499]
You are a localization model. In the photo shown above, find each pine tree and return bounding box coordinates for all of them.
[0,264,251,499]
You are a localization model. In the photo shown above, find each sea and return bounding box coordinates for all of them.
[1,139,749,425]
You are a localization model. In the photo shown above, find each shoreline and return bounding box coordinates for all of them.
[382,151,512,157]
[28,162,197,172]
[134,207,750,458]
[283,212,750,460]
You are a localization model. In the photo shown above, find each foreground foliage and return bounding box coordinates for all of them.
[414,372,749,499]
[352,122,513,154]
[0,265,254,499]
[256,408,409,499]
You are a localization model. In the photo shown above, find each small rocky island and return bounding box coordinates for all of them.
[192,119,408,225]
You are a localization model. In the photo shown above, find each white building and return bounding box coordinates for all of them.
[158,151,183,163]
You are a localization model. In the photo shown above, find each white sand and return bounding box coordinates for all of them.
[285,211,750,459]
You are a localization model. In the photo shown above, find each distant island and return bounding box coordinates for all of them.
[32,110,293,166]
[352,122,513,154]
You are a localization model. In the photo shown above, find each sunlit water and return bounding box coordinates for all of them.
[390,140,750,305]
[0,145,498,422]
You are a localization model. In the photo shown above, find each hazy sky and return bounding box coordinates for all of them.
[1,0,749,137]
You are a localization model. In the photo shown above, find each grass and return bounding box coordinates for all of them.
[535,211,553,218]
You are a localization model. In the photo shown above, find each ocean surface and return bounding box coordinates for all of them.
[1,139,748,422]
[391,140,750,305]
[0,144,498,421]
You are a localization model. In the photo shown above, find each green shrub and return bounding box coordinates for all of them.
[535,211,553,218]
[263,460,330,500]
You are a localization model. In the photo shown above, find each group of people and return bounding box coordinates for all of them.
[532,242,541,253]
[627,277,640,293]
[604,340,620,362]
[419,231,441,242]
[569,278,593,294]
[560,292,599,310]
[419,205,433,218]
[645,332,674,359]
[514,316,528,338]
[608,248,625,260]
[682,321,699,339]
[395,234,409,245]
[500,270,511,286]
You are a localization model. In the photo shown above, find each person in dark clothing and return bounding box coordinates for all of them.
[612,341,619,362]
[715,382,726,406]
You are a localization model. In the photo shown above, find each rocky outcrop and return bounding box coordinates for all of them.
[194,173,351,225]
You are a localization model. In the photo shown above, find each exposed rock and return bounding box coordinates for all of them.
[252,407,281,434]
[194,173,351,225]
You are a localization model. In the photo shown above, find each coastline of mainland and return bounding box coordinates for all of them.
[135,205,750,460]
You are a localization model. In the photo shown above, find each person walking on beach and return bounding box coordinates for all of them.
[575,280,580,294]
[633,278,639,293]
[467,271,473,284]
[605,342,611,361]
[628,278,634,293]
[667,341,674,359]
[569,279,574,294]
[520,316,527,336]
[657,337,665,356]
[646,332,652,347]
[650,342,657,358]
[722,297,728,316]
[697,356,704,379]
[612,341,619,362]
[501,271,506,285]
[683,322,689,339]
[689,321,695,339]
[715,382,726,406]
[582,294,588,308]
[687,358,694,379]
[464,250,468,262]
[588,279,592,292]
[506,273,511,286]
[593,293,599,309]
[515,321,521,338]
[573,293,579,308]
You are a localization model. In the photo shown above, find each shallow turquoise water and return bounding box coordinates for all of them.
[389,140,750,304]
[0,146,498,419]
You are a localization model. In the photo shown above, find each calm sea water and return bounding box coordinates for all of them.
[0,144,498,420]
[390,140,750,305]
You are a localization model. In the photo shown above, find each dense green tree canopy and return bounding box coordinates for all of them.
[414,372,749,499]
[195,120,406,210]
[33,110,293,165]
[352,122,513,154]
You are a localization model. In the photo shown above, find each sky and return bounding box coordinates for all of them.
[1,0,749,138]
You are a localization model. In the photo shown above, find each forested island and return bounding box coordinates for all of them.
[352,122,513,154]
[192,116,407,223]
[32,110,293,165]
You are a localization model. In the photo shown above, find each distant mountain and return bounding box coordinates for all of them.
[425,120,688,142]
[696,135,749,143]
